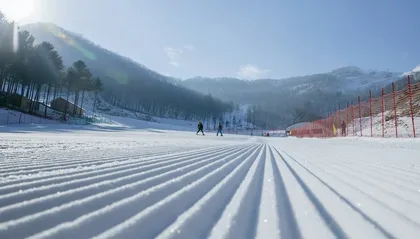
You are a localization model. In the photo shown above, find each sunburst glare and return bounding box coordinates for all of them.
[0,0,35,21]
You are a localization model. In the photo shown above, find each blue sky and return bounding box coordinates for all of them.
[5,0,420,79]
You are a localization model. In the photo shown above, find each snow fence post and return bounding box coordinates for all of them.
[311,121,315,138]
[407,75,416,138]
[351,100,355,136]
[335,107,338,137]
[358,96,362,137]
[327,112,331,137]
[392,82,398,138]
[308,122,311,138]
[381,88,385,137]
[324,116,327,138]
[338,104,341,137]
[330,111,334,137]
[346,102,349,136]
[369,90,373,137]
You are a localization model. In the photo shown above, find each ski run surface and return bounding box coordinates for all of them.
[1,126,420,239]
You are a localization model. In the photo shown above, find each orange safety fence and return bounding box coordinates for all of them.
[294,75,420,138]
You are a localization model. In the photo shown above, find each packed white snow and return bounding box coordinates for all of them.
[0,124,419,239]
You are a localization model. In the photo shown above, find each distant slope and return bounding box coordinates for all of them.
[181,66,403,104]
[180,66,407,127]
[21,23,232,120]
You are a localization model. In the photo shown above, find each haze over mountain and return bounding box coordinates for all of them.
[22,22,419,128]
[182,66,403,101]
[179,66,419,127]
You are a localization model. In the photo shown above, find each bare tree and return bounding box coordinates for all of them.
[291,108,307,124]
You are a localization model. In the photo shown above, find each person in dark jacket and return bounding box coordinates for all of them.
[341,121,347,136]
[196,121,204,135]
[217,123,223,136]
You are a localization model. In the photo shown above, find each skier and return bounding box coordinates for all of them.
[341,121,347,136]
[217,123,223,136]
[196,121,205,135]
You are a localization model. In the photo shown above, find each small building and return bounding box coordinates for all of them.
[50,97,84,115]
[7,93,32,111]
[285,122,310,136]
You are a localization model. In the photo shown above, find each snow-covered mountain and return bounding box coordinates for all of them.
[402,65,420,83]
[329,66,401,90]
[413,65,420,73]
[181,66,403,101]
[180,66,410,127]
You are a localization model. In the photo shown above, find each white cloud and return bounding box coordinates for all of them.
[236,64,270,80]
[170,61,180,67]
[164,47,182,67]
[164,45,195,67]
[184,44,195,51]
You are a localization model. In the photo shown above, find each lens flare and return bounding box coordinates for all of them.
[0,0,35,21]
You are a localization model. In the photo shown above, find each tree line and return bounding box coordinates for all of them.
[0,12,103,118]
[101,79,235,121]
[21,22,234,121]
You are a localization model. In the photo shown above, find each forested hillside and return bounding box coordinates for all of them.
[21,22,233,120]
[0,13,103,119]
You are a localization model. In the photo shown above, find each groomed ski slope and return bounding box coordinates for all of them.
[0,126,420,239]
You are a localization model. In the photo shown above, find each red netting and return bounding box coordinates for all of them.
[292,76,419,138]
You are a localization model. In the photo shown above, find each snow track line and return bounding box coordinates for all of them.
[0,145,259,239]
[3,131,418,238]
[207,145,268,239]
[0,144,253,237]
[0,148,165,170]
[332,159,420,189]
[0,145,242,208]
[0,148,164,169]
[283,148,420,203]
[0,144,231,178]
[267,145,302,239]
[26,144,260,239]
[293,154,420,229]
[342,157,420,176]
[307,156,420,208]
[254,145,282,239]
[0,145,235,188]
[272,148,348,239]
[268,145,334,238]
[275,140,420,176]
[0,144,238,195]
[329,155,420,179]
[0,145,252,223]
[275,148,396,239]
[156,145,266,239]
[95,145,265,239]
[277,144,420,191]
[0,144,217,171]
[0,144,219,169]
[222,145,266,239]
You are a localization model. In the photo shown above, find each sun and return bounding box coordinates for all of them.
[0,0,35,21]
